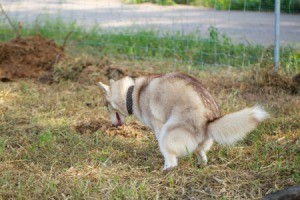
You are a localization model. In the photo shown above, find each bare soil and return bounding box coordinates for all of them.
[0,35,150,85]
[75,117,149,138]
[0,35,63,80]
[76,63,151,84]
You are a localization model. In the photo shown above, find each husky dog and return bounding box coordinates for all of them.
[98,73,268,170]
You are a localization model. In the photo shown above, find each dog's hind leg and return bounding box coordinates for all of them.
[159,135,178,171]
[195,137,214,165]
[159,125,198,171]
[161,150,177,171]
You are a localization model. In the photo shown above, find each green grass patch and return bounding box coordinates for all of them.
[1,18,299,73]
[0,19,300,71]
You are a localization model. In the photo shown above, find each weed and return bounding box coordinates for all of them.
[38,129,56,147]
[19,82,30,94]
[0,139,5,157]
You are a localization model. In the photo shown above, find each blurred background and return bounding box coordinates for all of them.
[1,0,299,71]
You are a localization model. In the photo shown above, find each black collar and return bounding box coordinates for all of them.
[126,86,134,115]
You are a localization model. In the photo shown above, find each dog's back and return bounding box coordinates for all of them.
[132,73,220,137]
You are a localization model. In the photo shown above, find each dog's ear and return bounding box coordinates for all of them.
[98,82,110,94]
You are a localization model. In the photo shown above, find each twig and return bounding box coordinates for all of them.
[62,31,73,49]
[192,189,218,198]
[0,159,27,164]
[34,14,42,34]
[0,3,20,38]
[242,33,251,46]
[46,53,61,70]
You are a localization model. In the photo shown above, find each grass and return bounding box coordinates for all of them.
[1,18,299,73]
[0,18,300,198]
[0,57,300,198]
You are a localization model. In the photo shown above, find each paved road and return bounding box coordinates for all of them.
[1,0,300,46]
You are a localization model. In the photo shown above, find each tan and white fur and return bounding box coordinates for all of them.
[98,73,268,171]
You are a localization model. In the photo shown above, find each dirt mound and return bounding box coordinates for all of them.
[105,122,149,138]
[74,117,108,135]
[74,118,149,138]
[54,56,152,85]
[261,70,296,88]
[0,35,63,80]
[76,61,152,84]
[77,65,127,84]
[293,73,300,84]
[250,66,299,94]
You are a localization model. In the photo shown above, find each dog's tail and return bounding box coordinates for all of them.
[207,106,268,145]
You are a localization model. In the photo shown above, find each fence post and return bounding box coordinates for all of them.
[274,0,280,73]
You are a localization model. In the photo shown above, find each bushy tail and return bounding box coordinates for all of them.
[207,106,268,145]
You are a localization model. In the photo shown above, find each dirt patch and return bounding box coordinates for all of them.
[69,55,299,94]
[74,117,108,135]
[74,117,149,138]
[105,122,149,138]
[77,64,128,84]
[0,35,63,81]
[250,65,299,94]
[293,73,300,85]
[77,64,152,85]
[53,56,152,85]
[56,57,153,84]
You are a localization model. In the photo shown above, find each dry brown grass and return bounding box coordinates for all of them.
[0,57,299,199]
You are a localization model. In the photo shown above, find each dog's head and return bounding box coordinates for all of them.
[98,77,134,127]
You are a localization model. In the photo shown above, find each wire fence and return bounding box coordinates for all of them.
[1,0,300,71]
